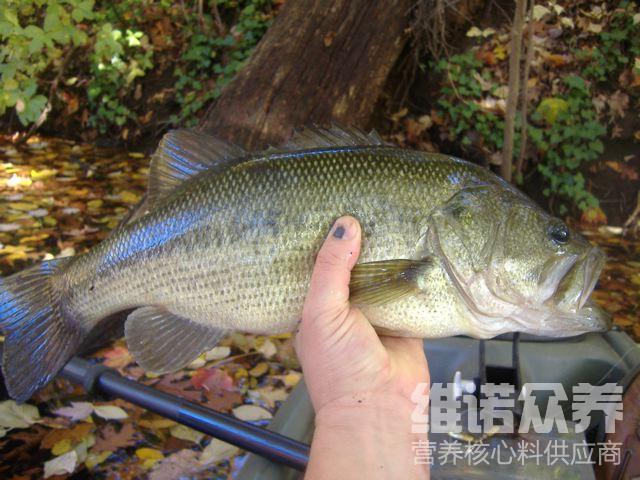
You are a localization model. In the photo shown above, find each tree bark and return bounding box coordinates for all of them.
[198,0,412,150]
[501,0,526,182]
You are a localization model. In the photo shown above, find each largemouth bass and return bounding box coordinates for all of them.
[0,126,609,401]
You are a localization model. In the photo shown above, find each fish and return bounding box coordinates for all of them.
[0,126,610,401]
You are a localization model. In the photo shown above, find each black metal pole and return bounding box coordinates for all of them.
[60,357,310,471]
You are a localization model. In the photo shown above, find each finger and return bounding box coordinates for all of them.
[302,216,361,324]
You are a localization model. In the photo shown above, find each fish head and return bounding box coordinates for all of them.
[429,184,610,338]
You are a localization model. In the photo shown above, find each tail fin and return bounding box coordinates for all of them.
[0,259,85,402]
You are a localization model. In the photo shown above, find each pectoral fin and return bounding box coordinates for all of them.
[349,258,432,306]
[125,306,227,374]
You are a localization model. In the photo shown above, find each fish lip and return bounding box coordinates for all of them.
[551,247,606,312]
[539,253,579,303]
[578,248,605,309]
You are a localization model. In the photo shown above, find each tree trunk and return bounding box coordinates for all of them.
[198,0,412,150]
[501,0,526,182]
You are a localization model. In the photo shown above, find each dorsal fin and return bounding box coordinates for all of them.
[120,129,247,225]
[148,129,247,205]
[279,124,387,151]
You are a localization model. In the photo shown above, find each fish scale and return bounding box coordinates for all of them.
[65,147,470,336]
[0,126,609,401]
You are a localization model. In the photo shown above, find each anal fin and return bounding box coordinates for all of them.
[349,258,432,306]
[125,306,227,374]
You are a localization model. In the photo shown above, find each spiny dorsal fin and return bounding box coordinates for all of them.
[120,130,247,225]
[349,258,432,306]
[148,129,246,207]
[125,306,227,374]
[280,124,387,151]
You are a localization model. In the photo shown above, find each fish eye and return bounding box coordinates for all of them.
[549,223,570,245]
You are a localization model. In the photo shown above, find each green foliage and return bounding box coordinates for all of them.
[0,0,93,125]
[528,76,605,214]
[433,52,505,152]
[0,0,275,135]
[87,24,153,133]
[575,4,640,82]
[433,50,608,214]
[172,0,274,126]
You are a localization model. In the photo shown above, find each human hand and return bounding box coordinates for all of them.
[295,216,429,479]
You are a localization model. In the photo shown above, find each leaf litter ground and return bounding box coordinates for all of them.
[0,136,637,478]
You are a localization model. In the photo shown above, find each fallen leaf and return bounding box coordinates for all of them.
[581,207,608,226]
[44,450,78,478]
[150,449,201,480]
[605,161,639,181]
[101,346,134,368]
[249,362,269,377]
[136,447,164,469]
[85,450,111,469]
[199,438,240,465]
[204,389,243,412]
[0,401,40,437]
[188,356,206,369]
[92,423,140,453]
[191,367,234,391]
[607,90,629,119]
[93,405,128,420]
[42,423,93,449]
[0,223,21,232]
[54,402,94,422]
[119,191,140,204]
[283,371,302,387]
[205,345,231,361]
[533,4,551,20]
[52,438,73,456]
[138,416,177,430]
[253,386,289,409]
[8,202,39,211]
[232,404,273,421]
[256,339,277,359]
[169,424,203,443]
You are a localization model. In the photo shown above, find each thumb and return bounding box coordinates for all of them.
[302,216,361,325]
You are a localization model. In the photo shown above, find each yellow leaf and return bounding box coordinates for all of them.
[30,169,57,180]
[232,405,273,421]
[87,199,103,210]
[580,207,607,225]
[535,98,569,124]
[493,45,507,61]
[8,202,39,211]
[135,448,164,469]
[138,418,177,430]
[466,26,482,37]
[284,372,301,387]
[85,451,111,469]
[67,188,90,197]
[170,424,203,443]
[43,216,58,227]
[93,405,128,420]
[249,362,269,377]
[52,438,73,456]
[533,5,550,20]
[119,191,140,204]
[128,152,145,159]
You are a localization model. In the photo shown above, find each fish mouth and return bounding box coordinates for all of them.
[547,246,611,333]
[553,247,605,311]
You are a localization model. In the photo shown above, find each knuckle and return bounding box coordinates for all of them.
[315,247,345,271]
